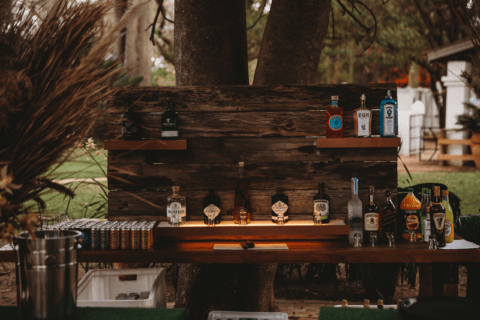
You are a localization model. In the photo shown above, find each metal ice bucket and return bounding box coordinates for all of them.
[14,230,83,320]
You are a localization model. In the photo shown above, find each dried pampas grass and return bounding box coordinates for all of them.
[0,0,150,239]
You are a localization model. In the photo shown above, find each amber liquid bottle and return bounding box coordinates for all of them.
[234,162,250,225]
[430,186,446,247]
[400,188,422,241]
[326,96,343,138]
[363,186,380,243]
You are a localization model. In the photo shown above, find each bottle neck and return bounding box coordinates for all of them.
[369,194,374,205]
[239,166,244,178]
[442,195,449,203]
[351,179,358,199]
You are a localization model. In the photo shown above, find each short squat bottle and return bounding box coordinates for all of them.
[271,187,289,225]
[203,189,221,226]
[166,186,186,226]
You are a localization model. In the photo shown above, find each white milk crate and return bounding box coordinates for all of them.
[208,311,289,320]
[77,267,166,308]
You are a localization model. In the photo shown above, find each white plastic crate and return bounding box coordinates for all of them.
[208,311,288,320]
[77,267,166,308]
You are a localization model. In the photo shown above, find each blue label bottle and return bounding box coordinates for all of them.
[380,90,397,137]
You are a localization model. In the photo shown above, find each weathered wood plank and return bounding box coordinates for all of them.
[317,137,401,148]
[106,111,385,138]
[104,140,187,150]
[107,162,397,191]
[107,189,398,220]
[107,137,398,164]
[107,84,397,113]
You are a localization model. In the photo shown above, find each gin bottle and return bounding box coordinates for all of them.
[313,182,330,224]
[234,162,250,225]
[353,94,372,137]
[380,90,398,137]
[166,186,186,226]
[348,178,363,244]
[326,96,343,138]
[271,188,289,225]
[203,189,221,226]
[161,101,179,140]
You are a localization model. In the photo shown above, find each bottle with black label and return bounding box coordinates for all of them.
[203,189,221,226]
[364,186,379,243]
[271,188,289,225]
[161,101,179,140]
[313,183,330,224]
[430,186,446,247]
[121,107,141,140]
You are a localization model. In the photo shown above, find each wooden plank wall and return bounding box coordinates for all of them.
[106,84,398,222]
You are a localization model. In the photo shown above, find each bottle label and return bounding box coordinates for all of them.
[167,202,186,218]
[204,204,220,220]
[423,220,431,242]
[356,110,371,136]
[329,115,343,131]
[162,130,178,137]
[272,201,288,216]
[383,104,395,136]
[406,214,419,230]
[433,213,445,233]
[314,199,329,217]
[364,212,379,231]
[444,219,452,237]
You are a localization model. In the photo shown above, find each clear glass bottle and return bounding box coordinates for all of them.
[161,101,179,140]
[313,182,330,224]
[364,186,379,244]
[380,90,398,137]
[271,187,289,225]
[348,178,363,244]
[353,94,372,137]
[166,186,186,227]
[442,190,454,243]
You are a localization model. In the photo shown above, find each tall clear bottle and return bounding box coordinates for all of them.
[442,190,454,243]
[166,186,186,227]
[234,162,250,225]
[348,178,363,244]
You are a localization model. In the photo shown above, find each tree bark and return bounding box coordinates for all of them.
[253,0,331,85]
[173,1,248,319]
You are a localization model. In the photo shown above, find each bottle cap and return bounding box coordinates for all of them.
[408,188,414,193]
[172,186,180,193]
[442,190,449,196]
[239,162,244,167]
[331,96,339,100]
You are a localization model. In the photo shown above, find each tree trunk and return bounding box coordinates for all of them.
[173,1,248,319]
[253,0,331,85]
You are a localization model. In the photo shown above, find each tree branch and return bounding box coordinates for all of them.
[153,35,175,66]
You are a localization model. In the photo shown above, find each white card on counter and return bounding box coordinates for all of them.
[438,239,480,250]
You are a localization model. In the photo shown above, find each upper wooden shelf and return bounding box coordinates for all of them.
[104,140,187,150]
[316,137,401,149]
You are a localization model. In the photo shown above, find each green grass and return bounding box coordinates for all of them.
[45,148,107,180]
[398,172,480,215]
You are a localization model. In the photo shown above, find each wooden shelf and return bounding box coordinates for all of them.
[104,140,187,150]
[316,137,401,149]
[154,219,348,241]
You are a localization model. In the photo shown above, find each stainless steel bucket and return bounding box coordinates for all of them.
[14,230,83,320]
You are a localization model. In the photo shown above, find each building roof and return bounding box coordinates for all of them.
[425,38,476,63]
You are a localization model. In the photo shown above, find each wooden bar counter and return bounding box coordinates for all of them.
[2,239,479,264]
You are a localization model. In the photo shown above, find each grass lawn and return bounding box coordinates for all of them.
[398,172,480,215]
[45,147,107,180]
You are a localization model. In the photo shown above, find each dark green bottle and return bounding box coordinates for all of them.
[161,101,179,140]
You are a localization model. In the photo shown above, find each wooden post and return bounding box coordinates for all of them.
[439,129,447,166]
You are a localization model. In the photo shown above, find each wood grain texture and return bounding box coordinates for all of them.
[107,189,398,221]
[107,162,397,191]
[108,138,398,164]
[104,140,187,150]
[317,138,401,148]
[2,240,478,264]
[108,84,397,113]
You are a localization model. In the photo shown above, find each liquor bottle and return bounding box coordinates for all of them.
[420,188,428,240]
[166,186,186,227]
[380,189,396,243]
[161,101,179,140]
[313,182,330,224]
[400,188,422,241]
[271,188,289,225]
[121,107,141,140]
[326,96,343,138]
[353,94,372,138]
[424,206,431,243]
[430,186,446,247]
[442,190,454,243]
[364,186,379,244]
[380,90,398,137]
[348,178,363,244]
[234,162,250,225]
[203,189,221,226]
